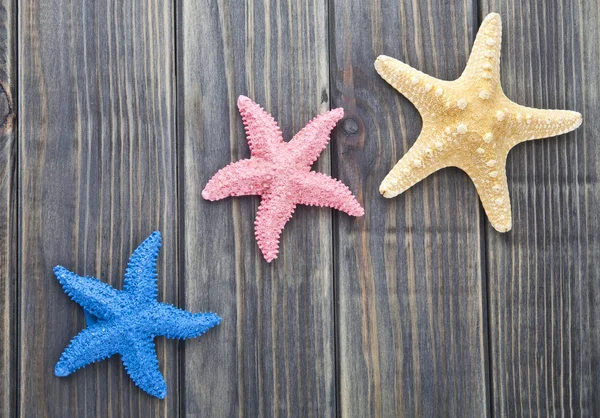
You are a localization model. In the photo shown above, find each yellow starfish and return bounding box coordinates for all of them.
[375,13,582,232]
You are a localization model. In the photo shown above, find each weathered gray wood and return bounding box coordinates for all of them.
[480,1,600,416]
[178,0,333,416]
[12,1,599,416]
[0,0,15,415]
[330,1,490,416]
[19,1,178,416]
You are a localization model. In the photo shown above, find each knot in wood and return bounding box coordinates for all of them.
[341,118,359,135]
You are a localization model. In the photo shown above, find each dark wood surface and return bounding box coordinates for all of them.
[330,0,490,416]
[4,0,598,417]
[178,1,334,416]
[19,0,178,416]
[0,0,15,416]
[480,0,600,416]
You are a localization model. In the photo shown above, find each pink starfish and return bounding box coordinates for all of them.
[202,96,365,262]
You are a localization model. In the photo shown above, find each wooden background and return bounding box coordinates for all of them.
[1,0,597,416]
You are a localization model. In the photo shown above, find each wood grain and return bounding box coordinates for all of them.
[19,0,178,416]
[178,0,334,416]
[11,1,600,416]
[330,0,491,416]
[480,1,600,416]
[0,0,15,416]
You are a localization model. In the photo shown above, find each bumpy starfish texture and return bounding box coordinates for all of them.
[54,232,221,399]
[203,96,364,262]
[375,13,582,232]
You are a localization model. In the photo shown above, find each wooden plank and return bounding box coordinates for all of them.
[330,1,491,416]
[0,0,15,415]
[19,1,178,416]
[178,1,333,416]
[480,1,600,416]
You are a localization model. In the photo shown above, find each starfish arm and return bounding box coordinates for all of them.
[293,172,364,216]
[469,167,512,232]
[254,191,297,262]
[379,133,450,198]
[508,106,582,145]
[54,266,121,320]
[374,55,450,114]
[121,336,167,399]
[202,159,268,201]
[123,232,161,302]
[152,304,221,339]
[288,108,344,167]
[237,95,284,159]
[461,13,502,85]
[54,323,122,377]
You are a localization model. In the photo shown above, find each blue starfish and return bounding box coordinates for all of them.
[53,231,221,399]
